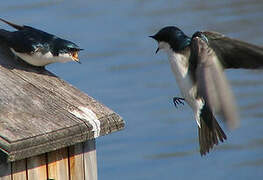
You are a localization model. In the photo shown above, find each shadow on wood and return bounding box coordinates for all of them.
[0,151,10,178]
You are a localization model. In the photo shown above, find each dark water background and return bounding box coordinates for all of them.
[1,0,263,179]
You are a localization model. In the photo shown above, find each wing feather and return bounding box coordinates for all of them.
[191,36,239,128]
[203,31,263,69]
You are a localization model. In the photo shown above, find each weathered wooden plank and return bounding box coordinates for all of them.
[12,159,27,180]
[69,144,84,180]
[83,139,97,180]
[47,147,69,180]
[0,67,87,140]
[27,154,47,180]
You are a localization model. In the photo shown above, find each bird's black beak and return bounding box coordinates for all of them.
[155,48,159,54]
[149,35,159,54]
[149,35,156,40]
[73,57,82,64]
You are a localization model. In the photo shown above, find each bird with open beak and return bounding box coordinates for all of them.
[0,18,83,66]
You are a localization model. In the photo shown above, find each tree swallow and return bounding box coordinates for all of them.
[0,18,83,66]
[150,26,263,155]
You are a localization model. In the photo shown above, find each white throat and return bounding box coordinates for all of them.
[158,42,189,78]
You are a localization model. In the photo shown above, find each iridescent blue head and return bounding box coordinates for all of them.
[52,38,83,63]
[149,26,191,53]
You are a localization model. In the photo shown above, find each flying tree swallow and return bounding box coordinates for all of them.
[0,18,83,66]
[150,26,263,155]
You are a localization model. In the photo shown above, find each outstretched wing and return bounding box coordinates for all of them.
[203,31,263,69]
[191,35,239,129]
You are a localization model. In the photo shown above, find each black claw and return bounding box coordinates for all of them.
[173,97,185,108]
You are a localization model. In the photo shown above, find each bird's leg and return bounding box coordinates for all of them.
[173,97,185,108]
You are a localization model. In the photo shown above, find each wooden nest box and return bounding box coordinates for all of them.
[0,44,125,180]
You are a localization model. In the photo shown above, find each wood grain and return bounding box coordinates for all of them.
[69,144,85,180]
[83,139,97,180]
[27,154,47,180]
[47,147,69,180]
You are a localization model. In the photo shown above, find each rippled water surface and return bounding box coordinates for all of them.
[2,0,263,179]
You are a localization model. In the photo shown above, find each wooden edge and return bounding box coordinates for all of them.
[0,137,10,154]
[5,113,124,162]
[83,139,97,180]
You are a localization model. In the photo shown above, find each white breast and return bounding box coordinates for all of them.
[167,50,204,127]
[168,51,195,101]
[10,48,72,66]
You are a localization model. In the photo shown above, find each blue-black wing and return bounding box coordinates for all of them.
[0,18,54,54]
[203,31,263,69]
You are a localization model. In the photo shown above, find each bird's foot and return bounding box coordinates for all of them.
[173,97,185,108]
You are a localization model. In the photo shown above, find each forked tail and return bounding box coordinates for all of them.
[198,103,227,156]
[0,18,23,30]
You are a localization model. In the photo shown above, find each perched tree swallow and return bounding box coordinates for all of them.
[0,18,83,66]
[150,26,263,155]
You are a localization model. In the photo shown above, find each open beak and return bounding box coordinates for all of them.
[71,51,81,64]
[149,35,159,54]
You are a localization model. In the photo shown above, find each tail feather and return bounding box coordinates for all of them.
[0,18,24,30]
[198,103,227,156]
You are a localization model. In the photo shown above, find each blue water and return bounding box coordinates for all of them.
[2,0,263,179]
